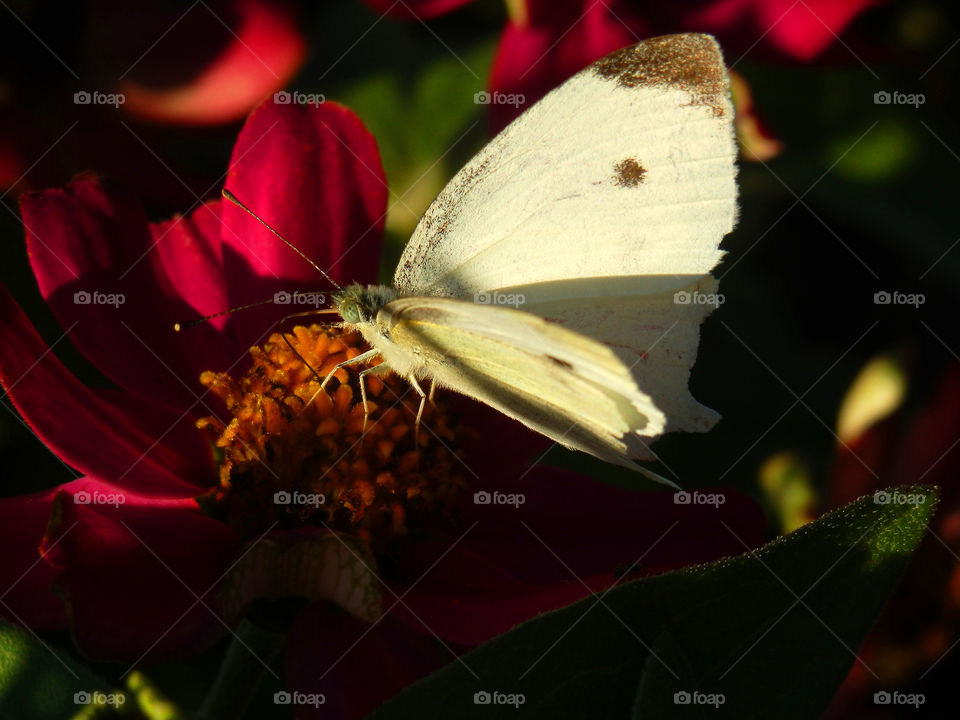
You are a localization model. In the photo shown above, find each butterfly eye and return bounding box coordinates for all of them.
[339,300,361,324]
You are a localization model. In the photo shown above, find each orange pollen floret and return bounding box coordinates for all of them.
[195,325,466,545]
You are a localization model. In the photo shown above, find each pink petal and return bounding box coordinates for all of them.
[0,484,73,630]
[219,101,387,348]
[94,388,216,487]
[41,478,239,661]
[120,0,306,126]
[450,394,553,476]
[285,602,447,720]
[690,0,879,61]
[20,175,239,411]
[150,200,231,332]
[489,1,644,132]
[0,283,209,495]
[393,467,765,645]
[0,130,25,194]
[890,361,960,493]
[222,101,387,287]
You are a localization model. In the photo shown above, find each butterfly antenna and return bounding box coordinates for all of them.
[173,299,342,332]
[222,188,343,292]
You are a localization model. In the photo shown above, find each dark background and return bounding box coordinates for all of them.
[0,1,957,717]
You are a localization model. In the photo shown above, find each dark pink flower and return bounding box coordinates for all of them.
[489,0,879,130]
[363,0,877,137]
[1,100,386,658]
[679,0,880,60]
[0,100,765,718]
[0,0,305,205]
[117,0,307,126]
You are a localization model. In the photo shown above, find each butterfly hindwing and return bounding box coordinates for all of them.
[371,296,668,470]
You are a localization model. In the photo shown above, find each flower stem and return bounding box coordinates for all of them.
[196,619,286,720]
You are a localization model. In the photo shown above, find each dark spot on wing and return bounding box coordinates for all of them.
[592,33,728,117]
[614,158,646,187]
[546,355,574,370]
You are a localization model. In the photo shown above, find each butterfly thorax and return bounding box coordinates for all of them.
[334,283,397,324]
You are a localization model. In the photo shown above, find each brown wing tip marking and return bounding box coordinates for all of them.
[614,158,646,187]
[592,33,729,117]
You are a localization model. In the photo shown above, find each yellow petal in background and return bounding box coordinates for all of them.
[730,70,783,163]
[759,451,818,533]
[837,354,908,444]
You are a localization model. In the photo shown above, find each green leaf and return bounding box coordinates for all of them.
[369,486,937,720]
[0,619,117,718]
[0,621,190,719]
[338,43,494,241]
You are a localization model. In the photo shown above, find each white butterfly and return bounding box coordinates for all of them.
[252,33,737,485]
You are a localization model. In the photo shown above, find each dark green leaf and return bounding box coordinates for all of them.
[369,486,936,720]
[0,619,116,718]
[0,622,187,718]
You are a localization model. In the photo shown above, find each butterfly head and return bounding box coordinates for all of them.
[334,283,397,325]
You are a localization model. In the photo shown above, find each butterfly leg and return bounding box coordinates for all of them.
[357,363,392,440]
[406,375,427,449]
[306,349,380,408]
[318,349,380,391]
[427,379,437,408]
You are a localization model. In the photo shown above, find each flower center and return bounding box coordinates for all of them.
[196,325,465,546]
